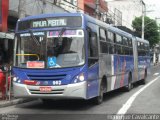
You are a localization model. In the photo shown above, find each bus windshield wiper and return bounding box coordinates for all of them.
[29,30,40,46]
[58,28,66,40]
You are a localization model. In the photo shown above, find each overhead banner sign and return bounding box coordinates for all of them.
[0,0,9,32]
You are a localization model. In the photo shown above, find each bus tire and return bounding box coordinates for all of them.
[125,73,132,92]
[141,70,147,85]
[93,82,104,105]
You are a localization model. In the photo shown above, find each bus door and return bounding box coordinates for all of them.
[86,25,99,99]
[132,36,138,81]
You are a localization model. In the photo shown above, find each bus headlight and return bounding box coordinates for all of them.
[73,73,85,83]
[13,76,21,83]
[79,73,85,81]
[13,77,18,82]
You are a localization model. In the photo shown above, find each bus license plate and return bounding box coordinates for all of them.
[40,87,52,92]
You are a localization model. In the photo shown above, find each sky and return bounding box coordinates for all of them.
[144,0,160,20]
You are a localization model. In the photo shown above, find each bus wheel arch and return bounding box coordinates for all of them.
[93,76,107,105]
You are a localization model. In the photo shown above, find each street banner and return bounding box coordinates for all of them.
[0,0,9,32]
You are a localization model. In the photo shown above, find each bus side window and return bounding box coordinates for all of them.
[107,31,114,54]
[88,31,98,66]
[115,34,122,54]
[88,32,98,57]
[99,28,108,53]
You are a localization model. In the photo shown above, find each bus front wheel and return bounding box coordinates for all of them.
[93,82,104,105]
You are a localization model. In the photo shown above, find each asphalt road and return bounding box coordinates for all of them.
[0,65,160,120]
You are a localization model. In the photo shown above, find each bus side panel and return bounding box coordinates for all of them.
[99,53,134,92]
[86,21,99,99]
[132,38,138,82]
[113,55,133,89]
[138,56,144,80]
[99,54,113,91]
[87,63,99,99]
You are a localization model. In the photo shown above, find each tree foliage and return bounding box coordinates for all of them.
[132,16,159,47]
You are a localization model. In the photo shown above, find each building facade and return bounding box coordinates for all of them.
[0,0,9,32]
[78,0,108,18]
[6,0,108,31]
[8,0,70,30]
[106,0,142,29]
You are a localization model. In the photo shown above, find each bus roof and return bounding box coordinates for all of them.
[19,13,83,21]
[84,14,133,38]
[18,12,147,42]
[136,37,149,44]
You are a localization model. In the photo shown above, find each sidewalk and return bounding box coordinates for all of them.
[0,98,33,108]
[0,92,34,108]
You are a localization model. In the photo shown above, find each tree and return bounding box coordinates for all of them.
[132,16,160,47]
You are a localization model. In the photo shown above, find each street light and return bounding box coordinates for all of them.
[141,0,145,41]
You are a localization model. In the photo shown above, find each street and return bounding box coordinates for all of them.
[0,65,160,120]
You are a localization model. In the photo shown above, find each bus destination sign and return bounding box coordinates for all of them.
[18,16,82,31]
[32,19,67,28]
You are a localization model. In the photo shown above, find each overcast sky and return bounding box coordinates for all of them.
[143,0,160,20]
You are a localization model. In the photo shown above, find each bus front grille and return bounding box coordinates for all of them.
[27,73,67,81]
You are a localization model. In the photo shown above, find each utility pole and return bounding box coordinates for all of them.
[42,0,46,14]
[18,0,26,19]
[95,0,99,19]
[141,0,145,41]
[18,0,26,68]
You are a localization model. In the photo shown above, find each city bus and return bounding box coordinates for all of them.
[13,13,150,104]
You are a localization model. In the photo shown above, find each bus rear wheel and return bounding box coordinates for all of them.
[141,70,147,85]
[93,82,104,105]
[125,74,132,91]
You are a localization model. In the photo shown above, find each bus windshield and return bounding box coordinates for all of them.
[15,29,85,68]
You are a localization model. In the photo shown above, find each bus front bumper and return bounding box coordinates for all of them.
[13,81,87,99]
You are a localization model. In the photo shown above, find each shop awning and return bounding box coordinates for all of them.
[0,32,14,39]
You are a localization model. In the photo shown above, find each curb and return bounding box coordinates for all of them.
[0,98,34,108]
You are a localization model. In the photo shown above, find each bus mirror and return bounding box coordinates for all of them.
[87,27,92,33]
[90,33,97,48]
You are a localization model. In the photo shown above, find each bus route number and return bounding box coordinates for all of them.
[53,81,61,85]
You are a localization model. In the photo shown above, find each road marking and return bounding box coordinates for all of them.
[117,76,160,115]
[154,73,159,76]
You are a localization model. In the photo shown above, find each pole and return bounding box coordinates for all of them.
[95,0,99,19]
[5,70,8,100]
[18,0,26,62]
[18,0,26,19]
[141,0,145,40]
[42,0,46,14]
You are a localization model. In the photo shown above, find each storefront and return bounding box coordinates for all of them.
[0,32,14,65]
[0,0,13,66]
